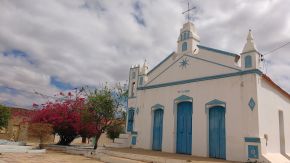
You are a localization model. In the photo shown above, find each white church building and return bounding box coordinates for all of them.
[124,22,290,162]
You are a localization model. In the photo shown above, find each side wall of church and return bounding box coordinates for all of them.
[129,73,260,162]
[257,77,290,154]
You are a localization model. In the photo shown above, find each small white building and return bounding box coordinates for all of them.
[126,21,290,162]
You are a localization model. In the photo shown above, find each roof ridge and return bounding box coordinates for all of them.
[261,74,290,100]
[197,45,238,57]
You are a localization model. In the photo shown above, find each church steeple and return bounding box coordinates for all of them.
[242,29,257,53]
[241,29,261,70]
[177,22,200,55]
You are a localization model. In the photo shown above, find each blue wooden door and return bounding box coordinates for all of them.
[127,109,134,132]
[176,102,192,155]
[152,109,164,151]
[209,106,226,159]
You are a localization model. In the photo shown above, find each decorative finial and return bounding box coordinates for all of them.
[182,1,196,22]
[247,29,254,41]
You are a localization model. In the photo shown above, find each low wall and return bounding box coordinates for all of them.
[42,144,95,156]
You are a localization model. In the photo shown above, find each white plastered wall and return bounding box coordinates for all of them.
[257,77,290,155]
[129,73,260,162]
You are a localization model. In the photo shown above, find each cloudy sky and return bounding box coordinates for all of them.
[0,0,289,108]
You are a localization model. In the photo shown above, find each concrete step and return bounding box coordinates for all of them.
[114,138,129,144]
[0,145,46,153]
[0,145,33,152]
[100,154,146,163]
[119,134,130,139]
[27,149,46,154]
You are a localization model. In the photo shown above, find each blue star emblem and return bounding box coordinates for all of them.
[179,58,189,69]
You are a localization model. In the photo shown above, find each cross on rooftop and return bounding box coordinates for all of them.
[182,1,196,22]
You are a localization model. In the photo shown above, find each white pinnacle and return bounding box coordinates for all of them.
[242,29,257,53]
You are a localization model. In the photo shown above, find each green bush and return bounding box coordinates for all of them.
[106,124,124,140]
[0,105,10,129]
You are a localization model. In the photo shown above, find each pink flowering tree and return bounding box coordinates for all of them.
[29,92,97,145]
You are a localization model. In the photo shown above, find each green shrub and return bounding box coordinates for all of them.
[106,124,124,140]
[0,105,10,129]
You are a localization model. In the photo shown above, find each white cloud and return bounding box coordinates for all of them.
[0,0,289,107]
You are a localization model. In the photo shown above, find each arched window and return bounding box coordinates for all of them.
[182,42,187,52]
[245,55,252,68]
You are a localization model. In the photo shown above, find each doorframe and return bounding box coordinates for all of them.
[173,95,193,154]
[206,100,226,159]
[151,104,164,151]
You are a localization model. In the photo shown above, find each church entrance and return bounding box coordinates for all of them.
[209,106,226,159]
[176,102,192,155]
[127,109,134,132]
[152,109,163,151]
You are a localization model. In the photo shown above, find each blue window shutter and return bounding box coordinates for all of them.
[245,55,252,68]
[182,42,188,52]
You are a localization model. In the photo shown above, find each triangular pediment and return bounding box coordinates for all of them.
[144,54,240,87]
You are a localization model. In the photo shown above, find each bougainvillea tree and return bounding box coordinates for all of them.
[22,83,127,147]
[28,92,97,145]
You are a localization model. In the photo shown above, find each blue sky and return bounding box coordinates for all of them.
[0,0,289,108]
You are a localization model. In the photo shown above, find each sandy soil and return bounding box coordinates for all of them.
[0,150,103,163]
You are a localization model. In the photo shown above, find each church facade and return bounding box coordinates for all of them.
[126,22,290,162]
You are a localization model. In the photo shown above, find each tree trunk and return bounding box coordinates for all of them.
[93,133,102,149]
[82,137,86,143]
[57,135,76,146]
[39,135,43,149]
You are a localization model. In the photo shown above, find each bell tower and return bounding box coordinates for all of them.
[177,22,200,55]
[241,30,262,70]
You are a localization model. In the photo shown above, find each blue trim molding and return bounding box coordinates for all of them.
[248,98,256,111]
[151,104,164,111]
[139,69,263,90]
[206,99,226,106]
[186,55,241,71]
[147,52,175,75]
[147,45,238,76]
[198,45,238,57]
[205,99,226,113]
[146,52,241,86]
[174,95,192,103]
[245,137,260,143]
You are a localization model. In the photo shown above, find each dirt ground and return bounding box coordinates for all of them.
[0,150,103,163]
